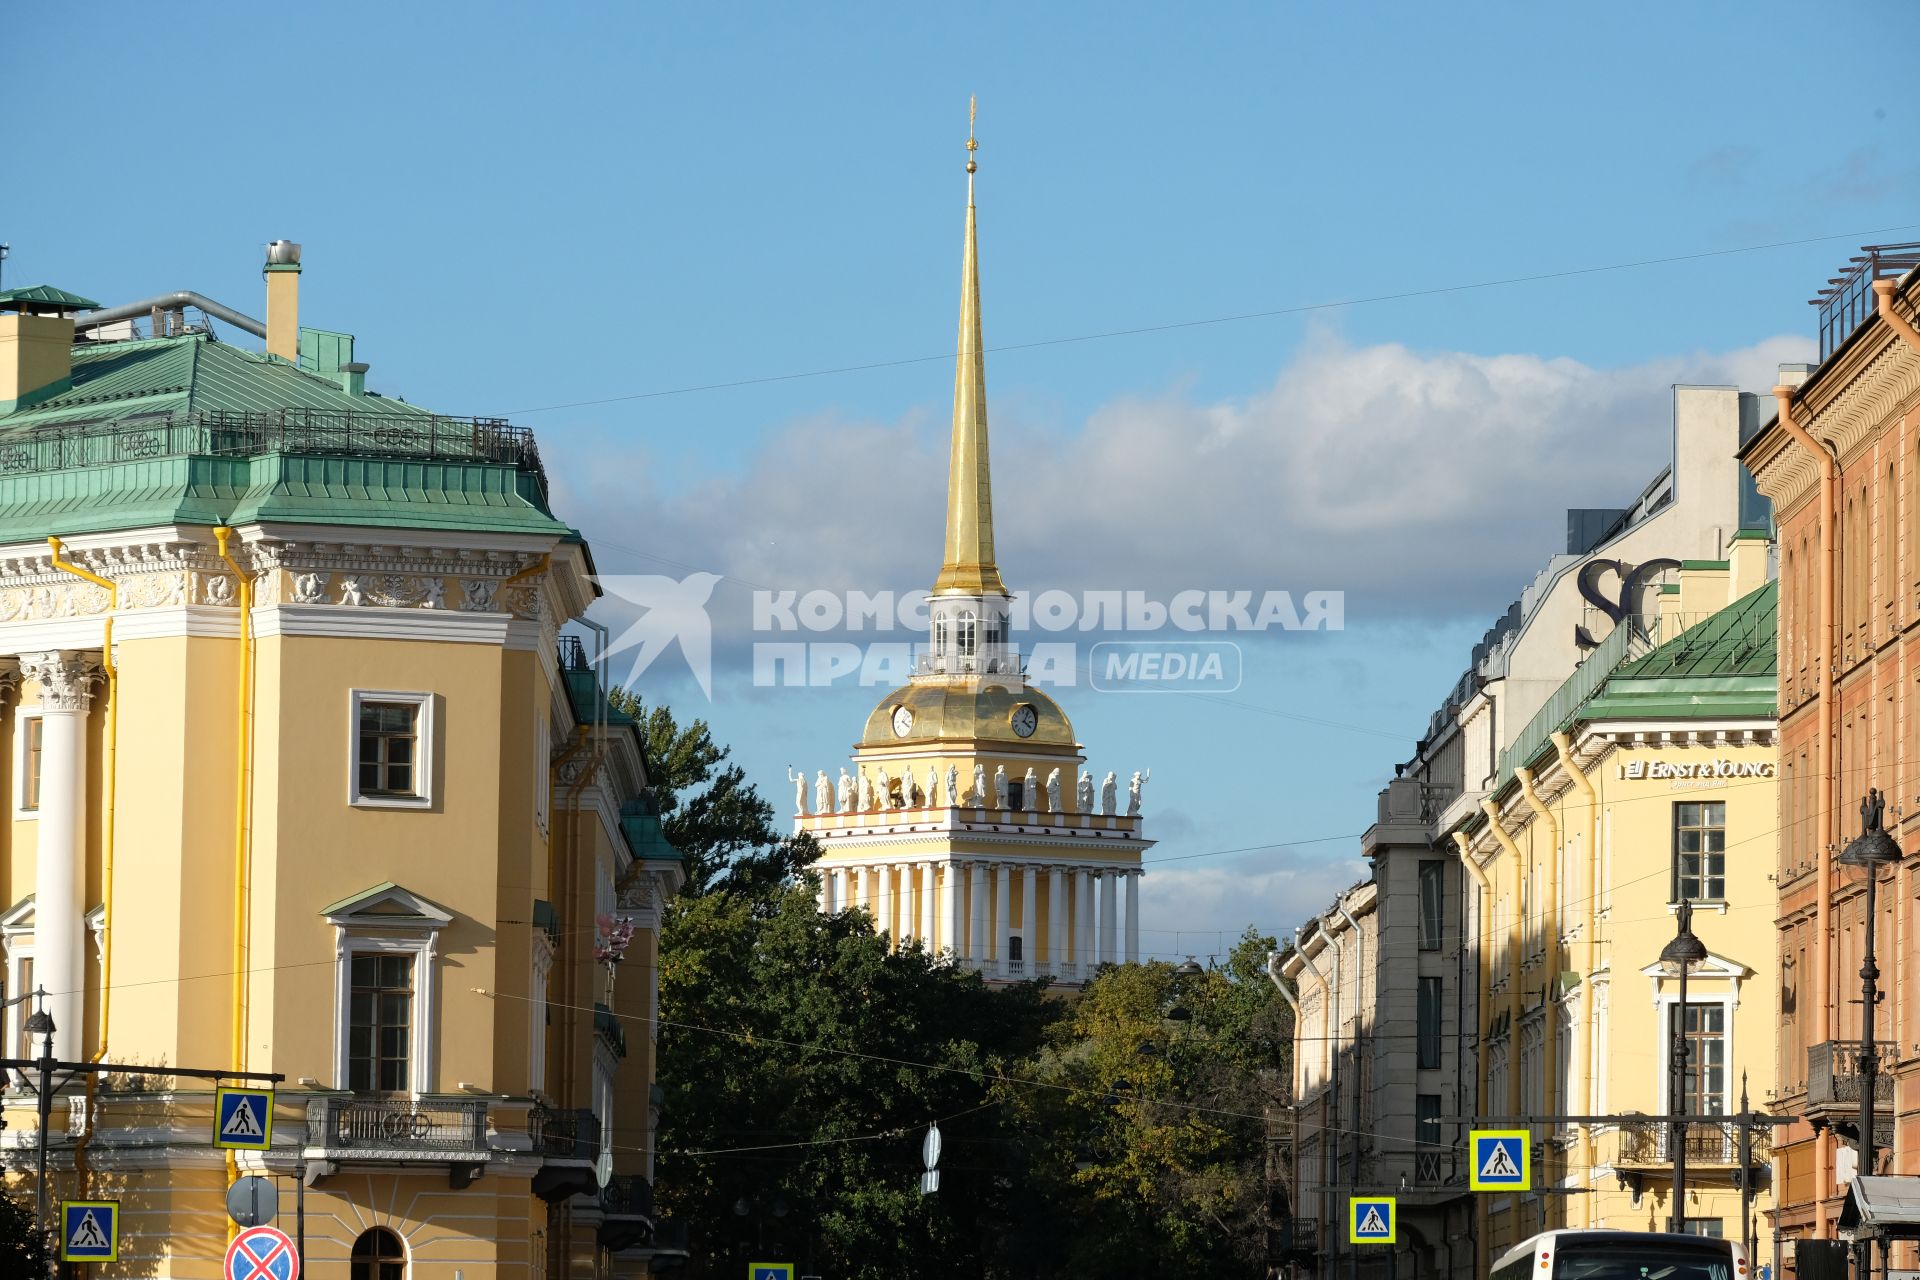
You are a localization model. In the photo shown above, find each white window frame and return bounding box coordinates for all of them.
[326,885,453,1095]
[593,1038,618,1188]
[14,711,43,819]
[2,897,35,1065]
[348,690,436,810]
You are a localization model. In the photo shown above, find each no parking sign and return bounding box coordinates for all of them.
[227,1225,300,1280]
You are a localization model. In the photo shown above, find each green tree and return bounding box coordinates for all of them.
[996,931,1291,1279]
[0,1188,52,1275]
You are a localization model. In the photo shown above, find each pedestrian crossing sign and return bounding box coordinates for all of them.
[1469,1128,1530,1191]
[60,1200,119,1262]
[215,1085,275,1150]
[748,1266,795,1280]
[1349,1196,1395,1244]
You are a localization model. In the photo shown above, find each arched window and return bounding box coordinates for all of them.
[351,1227,406,1280]
[935,615,950,655]
[983,611,1003,647]
[956,611,977,656]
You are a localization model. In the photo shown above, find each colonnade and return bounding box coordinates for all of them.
[816,859,1142,978]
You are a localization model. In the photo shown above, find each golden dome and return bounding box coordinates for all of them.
[859,680,1076,750]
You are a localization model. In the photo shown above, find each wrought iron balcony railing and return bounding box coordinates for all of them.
[307,1096,488,1155]
[1614,1119,1771,1167]
[1807,1041,1897,1113]
[601,1173,654,1219]
[531,1106,601,1161]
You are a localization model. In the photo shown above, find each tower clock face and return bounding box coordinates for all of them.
[1010,704,1038,738]
[891,705,915,737]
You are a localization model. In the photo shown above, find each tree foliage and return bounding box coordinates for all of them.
[0,1188,51,1275]
[632,695,1292,1277]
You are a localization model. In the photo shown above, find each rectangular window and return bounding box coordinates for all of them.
[349,691,434,807]
[1414,1093,1444,1182]
[358,702,418,797]
[1680,1218,1725,1238]
[1418,860,1444,951]
[348,953,413,1092]
[20,716,41,812]
[1670,1001,1726,1116]
[12,957,30,1058]
[1417,976,1443,1069]
[1672,801,1727,901]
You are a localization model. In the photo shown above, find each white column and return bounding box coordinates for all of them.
[1021,865,1038,975]
[21,652,94,1063]
[828,867,846,914]
[1099,872,1118,965]
[1075,870,1094,976]
[1048,867,1067,977]
[875,864,894,946]
[994,864,1011,977]
[894,863,913,946]
[1124,869,1141,964]
[968,863,988,965]
[919,863,938,950]
[944,863,964,960]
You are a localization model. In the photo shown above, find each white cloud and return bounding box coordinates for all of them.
[1137,857,1369,962]
[558,330,1813,636]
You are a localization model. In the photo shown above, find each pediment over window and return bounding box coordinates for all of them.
[321,882,453,931]
[1640,951,1752,1007]
[1,896,33,936]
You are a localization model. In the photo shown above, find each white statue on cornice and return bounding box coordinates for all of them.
[993,765,1008,810]
[927,764,941,809]
[1046,768,1061,813]
[788,768,808,816]
[1100,771,1118,815]
[857,770,873,812]
[946,764,958,809]
[1022,767,1037,811]
[836,767,853,813]
[815,770,832,815]
[876,765,893,809]
[1128,769,1150,817]
[972,763,986,807]
[1077,771,1094,812]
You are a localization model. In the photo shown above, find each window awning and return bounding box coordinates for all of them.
[1839,1176,1920,1239]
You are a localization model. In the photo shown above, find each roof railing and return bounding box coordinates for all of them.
[1812,242,1920,361]
[0,406,546,499]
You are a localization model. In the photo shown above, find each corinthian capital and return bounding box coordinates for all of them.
[20,651,100,713]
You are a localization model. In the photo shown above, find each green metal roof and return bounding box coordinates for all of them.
[0,332,564,540]
[0,285,101,311]
[1610,580,1776,680]
[0,332,431,429]
[1497,581,1778,788]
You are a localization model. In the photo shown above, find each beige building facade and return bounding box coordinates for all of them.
[0,260,679,1276]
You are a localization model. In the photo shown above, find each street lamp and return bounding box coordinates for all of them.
[1659,899,1708,1230]
[1839,788,1901,1278]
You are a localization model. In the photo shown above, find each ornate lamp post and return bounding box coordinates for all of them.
[1659,899,1708,1230]
[1839,788,1900,1277]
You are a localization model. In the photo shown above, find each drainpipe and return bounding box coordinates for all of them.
[46,538,117,1198]
[214,526,255,1228]
[1479,799,1526,1115]
[1453,831,1494,1278]
[1872,278,1920,357]
[1771,383,1836,1234]
[1550,731,1599,1228]
[1294,925,1336,1266]
[1516,765,1560,1210]
[1265,950,1300,1016]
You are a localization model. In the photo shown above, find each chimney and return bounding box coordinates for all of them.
[264,240,302,361]
[0,287,93,413]
[1777,362,1815,391]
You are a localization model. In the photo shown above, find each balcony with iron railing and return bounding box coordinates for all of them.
[531,1106,603,1202]
[305,1095,489,1160]
[597,1174,656,1251]
[1614,1119,1771,1168]
[1807,1041,1897,1115]
[913,645,1025,679]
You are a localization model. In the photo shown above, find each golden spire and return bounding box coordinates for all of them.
[933,96,1008,597]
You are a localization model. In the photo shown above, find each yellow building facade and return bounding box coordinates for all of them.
[1459,547,1779,1263]
[0,262,678,1276]
[791,130,1152,980]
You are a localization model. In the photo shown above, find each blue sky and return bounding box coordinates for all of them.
[8,2,1920,957]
